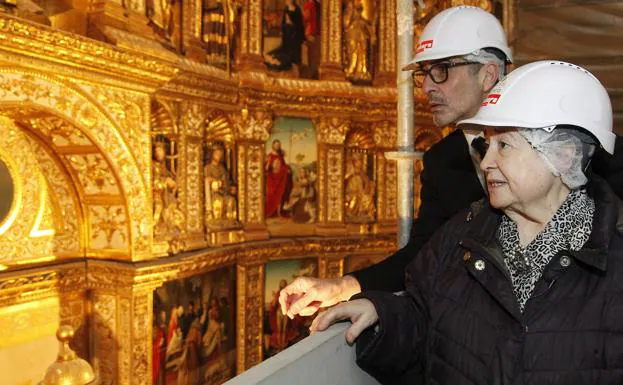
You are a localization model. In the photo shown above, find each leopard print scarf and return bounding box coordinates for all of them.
[497,189,594,312]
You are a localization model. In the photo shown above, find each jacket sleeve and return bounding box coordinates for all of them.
[593,134,623,200]
[354,219,452,378]
[348,151,453,292]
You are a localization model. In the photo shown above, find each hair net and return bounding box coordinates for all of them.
[517,127,596,190]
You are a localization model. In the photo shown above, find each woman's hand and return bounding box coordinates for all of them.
[310,299,378,344]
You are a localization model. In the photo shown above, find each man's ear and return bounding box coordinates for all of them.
[481,63,500,93]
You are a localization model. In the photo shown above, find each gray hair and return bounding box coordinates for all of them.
[463,48,506,80]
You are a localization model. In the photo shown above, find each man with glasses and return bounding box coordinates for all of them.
[279,6,623,324]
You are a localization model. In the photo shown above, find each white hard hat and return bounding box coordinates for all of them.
[403,6,512,71]
[458,61,615,154]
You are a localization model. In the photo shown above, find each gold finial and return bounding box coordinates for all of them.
[40,325,97,385]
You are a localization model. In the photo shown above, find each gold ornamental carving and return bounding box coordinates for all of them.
[236,263,264,373]
[377,0,396,75]
[83,84,152,187]
[91,293,117,385]
[180,101,207,138]
[313,117,349,145]
[326,148,344,223]
[244,144,264,225]
[0,70,151,260]
[0,118,55,266]
[186,140,204,234]
[230,108,272,142]
[374,121,397,149]
[0,16,178,85]
[89,205,128,250]
[67,154,120,195]
[25,135,82,255]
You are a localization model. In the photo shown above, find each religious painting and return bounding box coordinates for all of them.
[265,117,317,232]
[263,258,318,359]
[263,0,321,78]
[202,0,243,70]
[153,266,236,385]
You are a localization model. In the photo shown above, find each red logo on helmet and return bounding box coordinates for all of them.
[482,93,501,106]
[416,40,434,53]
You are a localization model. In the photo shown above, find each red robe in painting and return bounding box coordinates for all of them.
[303,0,319,38]
[152,323,166,385]
[265,151,292,217]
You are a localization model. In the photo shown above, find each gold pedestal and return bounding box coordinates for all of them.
[206,228,245,246]
[319,63,345,82]
[345,223,373,236]
[238,53,265,72]
[316,223,348,236]
[152,240,170,257]
[243,224,270,241]
[372,221,398,235]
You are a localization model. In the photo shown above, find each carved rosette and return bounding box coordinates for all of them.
[236,262,264,373]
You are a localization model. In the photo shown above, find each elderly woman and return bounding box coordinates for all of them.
[311,61,622,384]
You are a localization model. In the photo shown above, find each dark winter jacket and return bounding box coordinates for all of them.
[355,176,623,385]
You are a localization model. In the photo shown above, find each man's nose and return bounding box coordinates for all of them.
[422,73,437,94]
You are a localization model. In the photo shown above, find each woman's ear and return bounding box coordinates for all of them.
[481,63,500,93]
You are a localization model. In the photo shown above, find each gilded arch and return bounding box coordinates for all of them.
[0,70,151,260]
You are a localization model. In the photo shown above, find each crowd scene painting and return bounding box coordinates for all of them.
[153,267,236,385]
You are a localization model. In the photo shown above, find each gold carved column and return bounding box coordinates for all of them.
[231,109,271,241]
[314,117,348,236]
[89,262,175,385]
[375,0,397,86]
[236,261,264,373]
[319,0,345,81]
[180,101,210,250]
[373,121,398,234]
[238,0,265,71]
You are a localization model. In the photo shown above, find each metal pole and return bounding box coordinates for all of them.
[386,0,417,249]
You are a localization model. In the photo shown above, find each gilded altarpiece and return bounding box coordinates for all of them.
[0,1,440,383]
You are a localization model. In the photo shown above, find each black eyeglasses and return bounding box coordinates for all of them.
[412,61,481,87]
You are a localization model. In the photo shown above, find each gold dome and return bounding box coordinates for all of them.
[40,325,97,385]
